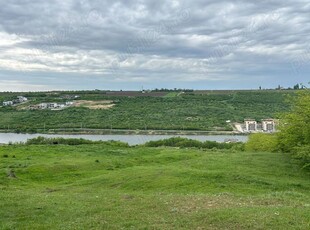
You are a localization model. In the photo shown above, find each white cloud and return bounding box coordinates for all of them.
[0,0,309,90]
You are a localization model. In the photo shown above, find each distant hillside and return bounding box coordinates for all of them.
[0,90,295,133]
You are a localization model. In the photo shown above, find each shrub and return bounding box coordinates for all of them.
[27,136,91,145]
[145,137,202,148]
[245,133,278,152]
[292,145,310,169]
[277,90,310,152]
[25,137,129,147]
[145,137,243,150]
[276,89,310,168]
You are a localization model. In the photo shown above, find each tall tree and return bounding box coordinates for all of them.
[293,84,300,90]
[277,89,310,151]
[277,89,310,168]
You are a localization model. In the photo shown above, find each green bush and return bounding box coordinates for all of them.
[245,133,278,152]
[145,137,243,150]
[293,145,310,169]
[277,90,310,152]
[276,90,310,168]
[25,136,129,147]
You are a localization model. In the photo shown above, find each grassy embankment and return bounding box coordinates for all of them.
[1,142,309,229]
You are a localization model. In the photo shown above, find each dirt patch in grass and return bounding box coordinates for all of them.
[165,194,289,214]
[73,100,115,110]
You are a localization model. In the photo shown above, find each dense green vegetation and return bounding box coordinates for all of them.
[0,90,292,132]
[277,90,310,168]
[1,143,309,229]
[245,89,310,169]
[25,136,129,147]
[145,136,244,150]
[26,136,243,150]
[245,133,278,153]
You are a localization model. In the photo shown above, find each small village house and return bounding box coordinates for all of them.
[39,103,48,109]
[3,101,13,106]
[17,96,28,102]
[48,103,58,108]
[65,101,74,106]
[2,96,28,107]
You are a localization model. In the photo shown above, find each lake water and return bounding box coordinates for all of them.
[0,133,248,145]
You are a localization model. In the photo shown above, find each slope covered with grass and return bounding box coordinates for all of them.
[0,144,309,229]
[0,90,292,132]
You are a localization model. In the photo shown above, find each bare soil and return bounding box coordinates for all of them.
[73,100,115,109]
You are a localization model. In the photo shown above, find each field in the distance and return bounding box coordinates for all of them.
[0,90,293,132]
[0,144,309,229]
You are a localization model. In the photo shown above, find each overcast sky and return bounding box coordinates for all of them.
[0,0,309,91]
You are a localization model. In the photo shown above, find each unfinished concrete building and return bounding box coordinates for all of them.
[244,119,257,132]
[262,119,276,132]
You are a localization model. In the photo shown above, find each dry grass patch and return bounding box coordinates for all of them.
[73,100,115,109]
[164,194,294,214]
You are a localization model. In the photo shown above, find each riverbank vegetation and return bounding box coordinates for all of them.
[144,136,244,150]
[25,136,129,147]
[24,136,244,150]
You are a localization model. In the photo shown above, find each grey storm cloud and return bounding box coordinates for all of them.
[0,0,310,91]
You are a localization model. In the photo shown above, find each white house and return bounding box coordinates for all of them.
[17,96,28,102]
[48,103,58,108]
[65,101,74,106]
[3,101,13,106]
[39,103,48,109]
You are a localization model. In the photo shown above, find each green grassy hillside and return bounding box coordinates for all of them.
[0,90,293,132]
[1,144,309,229]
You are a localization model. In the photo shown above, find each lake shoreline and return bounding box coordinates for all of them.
[0,128,245,136]
[0,132,248,145]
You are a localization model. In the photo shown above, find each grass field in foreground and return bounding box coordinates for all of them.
[0,144,309,229]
